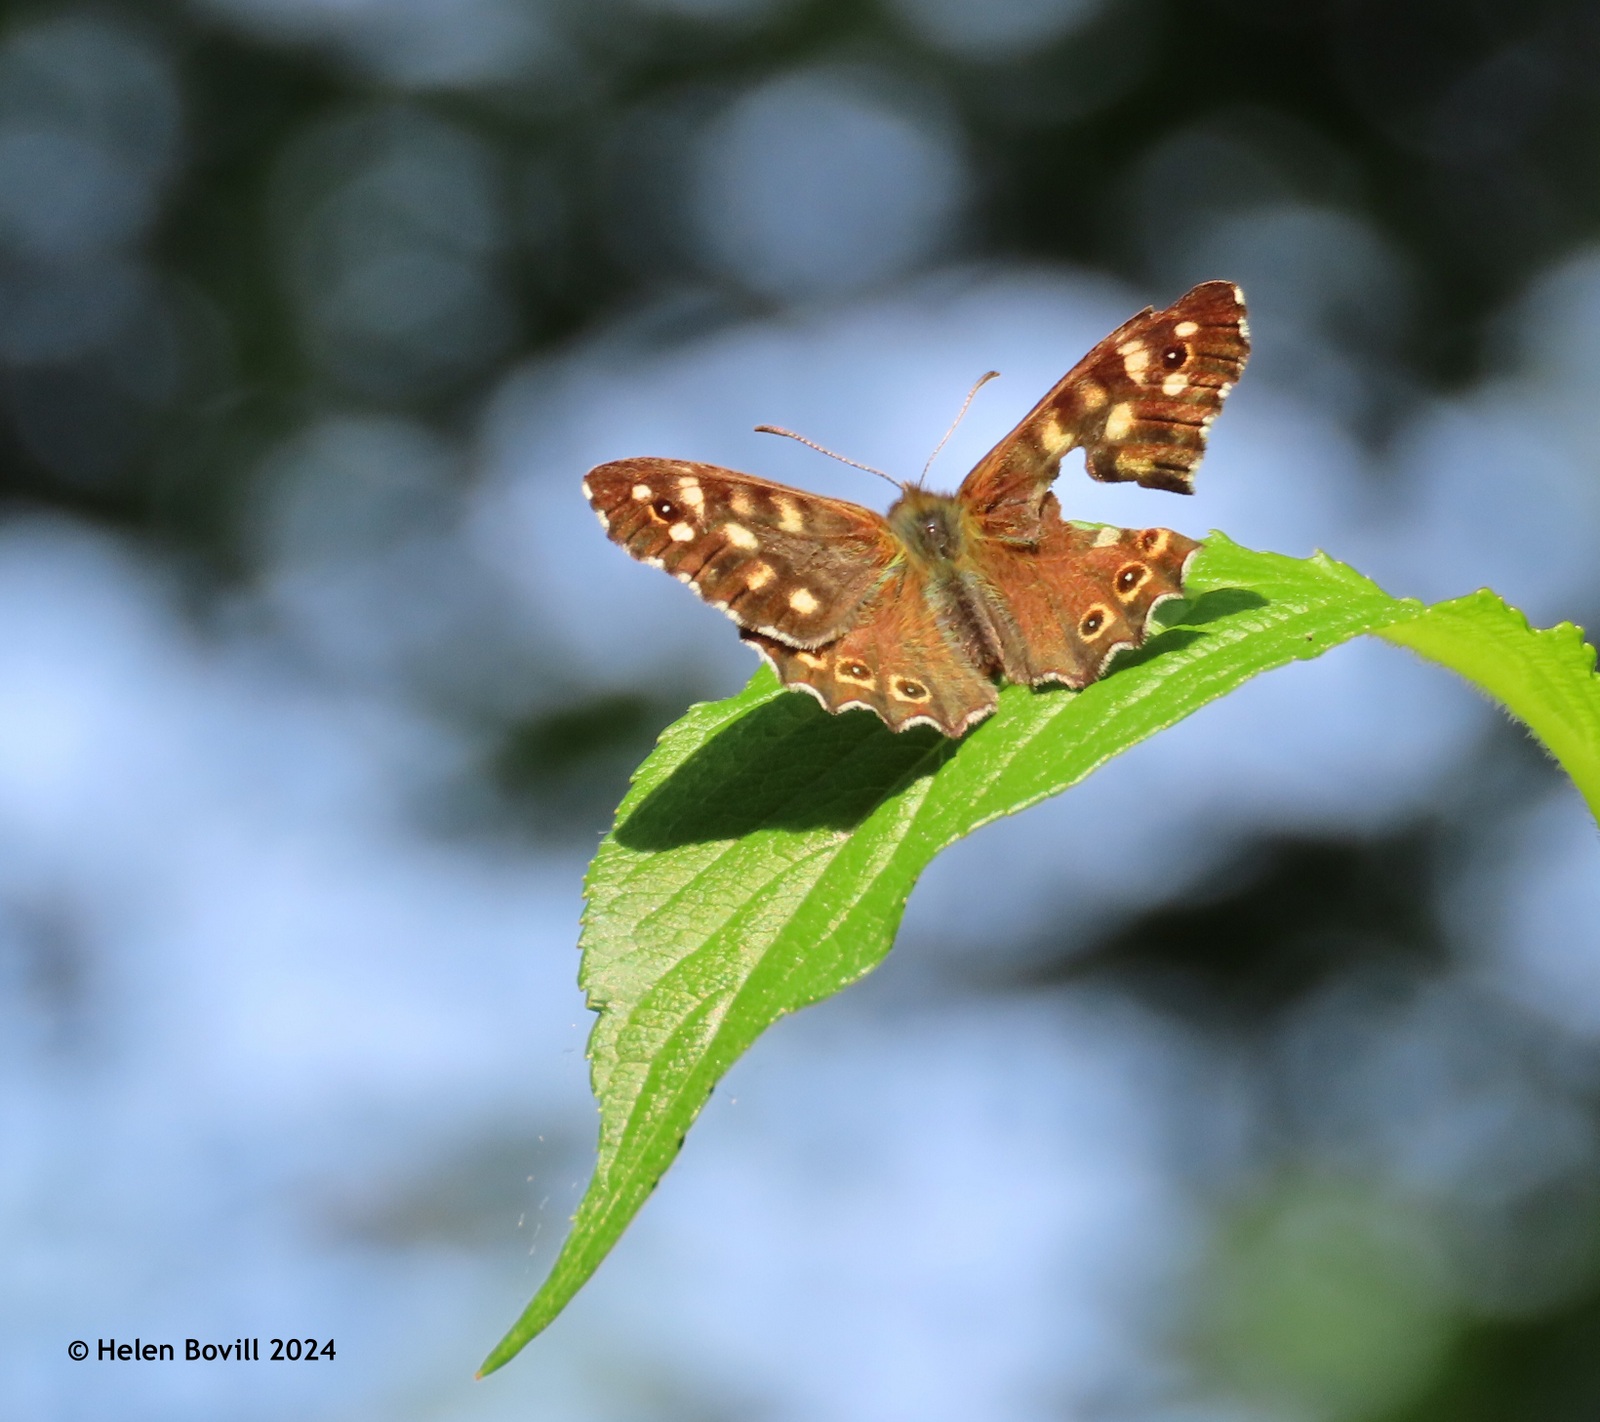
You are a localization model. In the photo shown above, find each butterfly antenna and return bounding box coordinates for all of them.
[920,370,1000,484]
[753,425,902,489]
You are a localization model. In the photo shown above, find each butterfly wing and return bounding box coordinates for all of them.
[585,457,897,648]
[743,563,998,736]
[973,508,1200,688]
[957,282,1249,541]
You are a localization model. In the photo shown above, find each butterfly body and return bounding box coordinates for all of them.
[881,486,1033,683]
[584,282,1249,737]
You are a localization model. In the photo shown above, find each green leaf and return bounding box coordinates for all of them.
[479,534,1600,1375]
[1376,591,1600,820]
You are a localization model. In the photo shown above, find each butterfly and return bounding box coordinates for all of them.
[583,281,1249,736]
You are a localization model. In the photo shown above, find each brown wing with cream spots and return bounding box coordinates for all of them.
[742,565,998,736]
[957,282,1249,541]
[975,505,1199,689]
[584,457,897,648]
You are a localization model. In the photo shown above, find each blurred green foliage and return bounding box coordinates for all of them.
[14,0,1600,565]
[492,689,701,837]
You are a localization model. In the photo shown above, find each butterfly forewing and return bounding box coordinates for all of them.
[958,281,1249,540]
[584,458,896,648]
[1077,280,1249,493]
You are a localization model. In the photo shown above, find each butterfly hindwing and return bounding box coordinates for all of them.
[958,282,1249,540]
[584,458,897,648]
[743,564,998,736]
[970,507,1200,689]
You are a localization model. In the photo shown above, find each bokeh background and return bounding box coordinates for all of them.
[5,0,1600,1418]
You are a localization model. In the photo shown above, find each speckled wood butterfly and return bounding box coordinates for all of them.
[584,281,1249,736]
